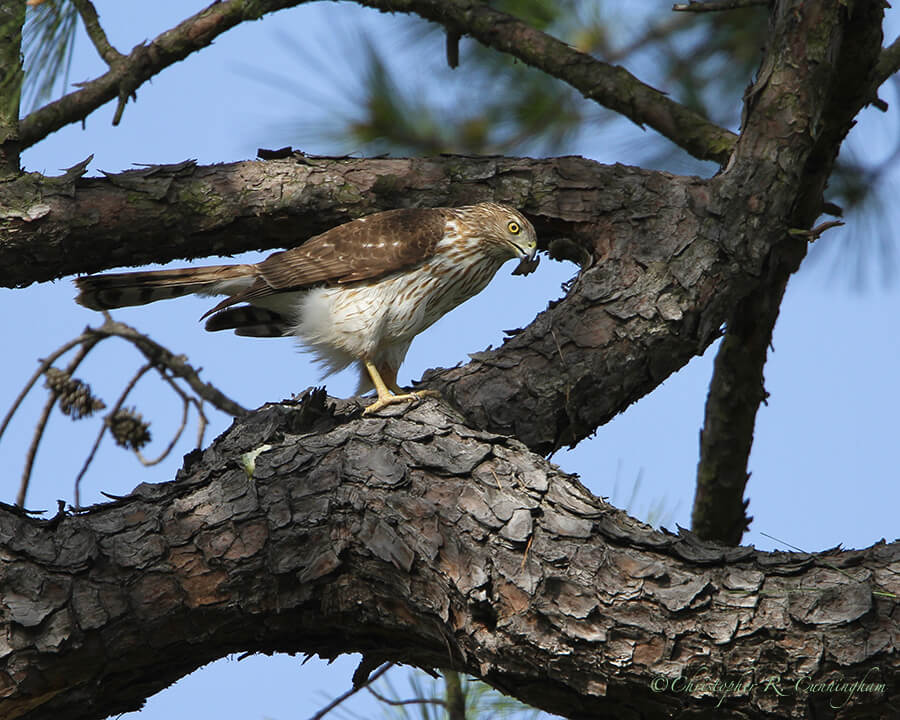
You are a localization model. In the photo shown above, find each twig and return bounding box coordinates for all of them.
[520,533,534,570]
[73,362,153,507]
[17,340,98,506]
[135,367,206,467]
[18,394,57,507]
[0,333,89,445]
[7,316,239,505]
[135,389,188,467]
[874,35,900,96]
[673,0,770,11]
[195,401,208,448]
[305,662,394,720]
[71,0,123,65]
[89,318,248,417]
[787,219,845,240]
[366,685,447,709]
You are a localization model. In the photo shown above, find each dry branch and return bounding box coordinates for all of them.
[16,339,99,506]
[2,317,245,507]
[88,318,248,419]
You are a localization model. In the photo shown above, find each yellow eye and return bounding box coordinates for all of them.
[507,221,521,235]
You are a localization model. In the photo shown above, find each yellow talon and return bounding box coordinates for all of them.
[362,360,441,414]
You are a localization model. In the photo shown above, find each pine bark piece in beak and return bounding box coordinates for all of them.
[512,249,539,276]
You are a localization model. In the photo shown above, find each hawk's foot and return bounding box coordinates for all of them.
[363,389,442,415]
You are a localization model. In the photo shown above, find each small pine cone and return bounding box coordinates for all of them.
[44,367,106,419]
[44,367,71,394]
[107,407,151,451]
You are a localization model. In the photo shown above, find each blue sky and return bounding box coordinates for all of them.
[3,2,899,718]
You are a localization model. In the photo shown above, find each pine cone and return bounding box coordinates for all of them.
[44,367,106,419]
[106,408,151,450]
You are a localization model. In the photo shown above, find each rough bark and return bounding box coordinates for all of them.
[0,0,24,178]
[1,392,896,720]
[693,271,788,545]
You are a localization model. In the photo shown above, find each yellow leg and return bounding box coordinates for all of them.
[362,360,441,415]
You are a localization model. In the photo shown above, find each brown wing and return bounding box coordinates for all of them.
[206,208,449,316]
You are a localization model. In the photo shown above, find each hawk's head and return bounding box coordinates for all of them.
[456,202,539,274]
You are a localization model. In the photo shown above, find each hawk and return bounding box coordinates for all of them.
[75,202,538,413]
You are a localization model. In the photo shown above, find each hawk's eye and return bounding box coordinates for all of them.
[507,221,521,235]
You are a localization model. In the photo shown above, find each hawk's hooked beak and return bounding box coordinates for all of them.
[511,242,539,276]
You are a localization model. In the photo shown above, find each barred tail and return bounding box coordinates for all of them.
[74,265,255,311]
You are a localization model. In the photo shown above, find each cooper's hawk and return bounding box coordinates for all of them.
[75,202,538,413]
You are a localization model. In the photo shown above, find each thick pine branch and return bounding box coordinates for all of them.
[692,273,787,544]
[1,393,896,720]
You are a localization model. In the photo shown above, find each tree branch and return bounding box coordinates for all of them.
[357,0,737,165]
[18,0,305,148]
[87,317,248,419]
[1,394,895,720]
[18,338,99,506]
[0,0,25,177]
[873,34,900,92]
[306,662,394,720]
[687,1,885,543]
[692,272,787,544]
[673,0,770,12]
[70,0,123,66]
[693,215,846,545]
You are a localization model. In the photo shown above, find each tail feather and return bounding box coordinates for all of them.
[204,306,290,338]
[74,265,255,311]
